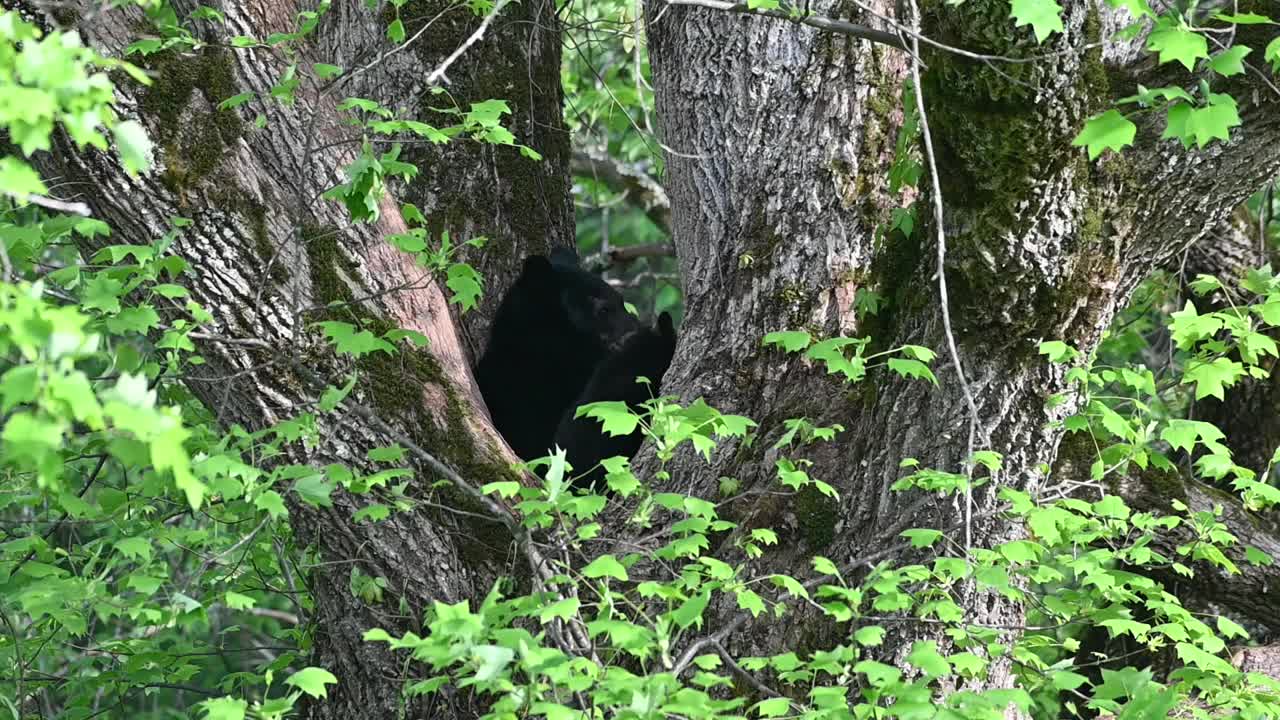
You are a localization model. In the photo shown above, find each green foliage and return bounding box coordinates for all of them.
[562,0,681,323]
[0,6,481,716]
[1071,7,1276,157]
[2,1,1279,719]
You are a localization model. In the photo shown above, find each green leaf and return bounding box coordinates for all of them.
[1245,546,1273,565]
[199,697,248,720]
[293,473,337,507]
[1212,12,1275,24]
[812,556,840,576]
[368,444,407,462]
[582,554,628,581]
[387,18,406,43]
[1169,300,1222,347]
[314,63,344,80]
[446,263,483,312]
[217,92,256,110]
[385,328,429,347]
[1216,615,1248,640]
[481,481,521,498]
[762,330,811,352]
[1208,45,1251,76]
[887,357,937,384]
[113,120,154,175]
[0,365,39,413]
[770,574,810,600]
[1183,94,1241,148]
[1009,0,1065,42]
[254,490,288,519]
[854,625,886,646]
[753,697,791,717]
[105,305,161,334]
[284,667,338,699]
[1182,356,1244,400]
[114,537,153,562]
[0,157,49,196]
[317,321,396,357]
[225,591,256,610]
[736,588,766,617]
[671,591,710,629]
[1160,419,1224,453]
[575,401,639,437]
[1050,670,1089,690]
[538,597,580,623]
[353,504,390,523]
[1147,23,1209,71]
[319,373,358,413]
[473,645,515,682]
[902,528,943,548]
[1038,339,1076,363]
[83,274,125,313]
[1072,110,1136,160]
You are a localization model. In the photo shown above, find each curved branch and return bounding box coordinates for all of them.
[1084,459,1280,633]
[572,148,672,234]
[663,0,906,49]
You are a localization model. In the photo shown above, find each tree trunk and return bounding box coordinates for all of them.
[643,0,1280,684]
[21,0,566,715]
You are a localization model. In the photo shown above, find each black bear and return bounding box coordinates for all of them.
[553,312,677,489]
[475,249,639,462]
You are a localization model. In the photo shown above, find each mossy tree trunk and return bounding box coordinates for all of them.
[643,0,1280,686]
[24,0,568,716]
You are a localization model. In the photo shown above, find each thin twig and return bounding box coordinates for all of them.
[712,640,782,698]
[666,0,905,48]
[332,3,466,92]
[1,609,23,714]
[901,0,986,554]
[426,0,512,85]
[20,193,92,216]
[13,455,109,576]
[0,226,13,283]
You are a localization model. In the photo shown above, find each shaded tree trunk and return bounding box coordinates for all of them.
[643,0,1280,685]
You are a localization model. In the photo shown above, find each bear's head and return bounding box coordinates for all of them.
[532,248,639,352]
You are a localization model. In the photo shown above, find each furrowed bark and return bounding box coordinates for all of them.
[643,0,1280,692]
[21,0,567,715]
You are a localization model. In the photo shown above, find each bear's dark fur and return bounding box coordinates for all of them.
[475,251,639,462]
[553,312,677,488]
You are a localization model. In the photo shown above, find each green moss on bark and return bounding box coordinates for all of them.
[795,484,839,549]
[138,47,243,193]
[301,224,519,563]
[396,0,570,251]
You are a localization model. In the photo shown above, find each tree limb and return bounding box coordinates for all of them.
[572,148,672,235]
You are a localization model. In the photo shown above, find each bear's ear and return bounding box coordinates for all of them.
[548,246,580,270]
[657,312,676,340]
[522,254,554,277]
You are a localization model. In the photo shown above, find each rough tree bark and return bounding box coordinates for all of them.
[17,0,1280,715]
[18,0,568,716]
[643,0,1280,687]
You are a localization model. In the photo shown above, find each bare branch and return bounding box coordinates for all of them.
[665,0,905,49]
[426,0,511,86]
[572,149,672,234]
